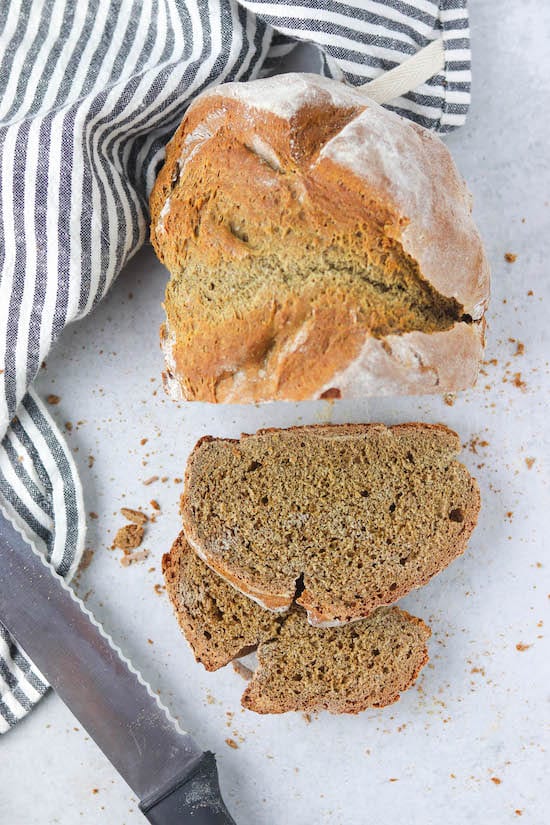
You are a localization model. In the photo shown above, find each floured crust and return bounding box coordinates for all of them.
[180,423,480,625]
[151,73,490,403]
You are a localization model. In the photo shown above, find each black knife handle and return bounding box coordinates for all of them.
[139,751,236,824]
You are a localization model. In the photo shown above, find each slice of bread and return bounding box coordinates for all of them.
[242,607,430,715]
[162,532,281,671]
[181,423,480,624]
[163,534,431,714]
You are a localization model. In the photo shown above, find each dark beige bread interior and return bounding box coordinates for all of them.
[163,534,431,714]
[181,423,480,625]
[162,531,281,671]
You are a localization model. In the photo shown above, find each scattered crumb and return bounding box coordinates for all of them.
[388,778,399,782]
[206,693,216,705]
[515,643,531,652]
[147,638,154,645]
[143,476,159,486]
[161,476,169,483]
[174,477,183,484]
[79,549,94,572]
[150,499,160,511]
[89,512,98,520]
[88,455,95,468]
[504,252,517,263]
[92,788,99,794]
[153,583,165,596]
[443,393,455,407]
[47,394,60,405]
[232,661,253,681]
[302,713,312,724]
[491,777,502,785]
[525,457,536,470]
[514,341,525,356]
[148,566,156,573]
[515,810,523,816]
[120,548,150,567]
[467,437,490,455]
[65,421,73,432]
[225,738,239,750]
[113,524,144,551]
[527,290,533,296]
[506,511,513,520]
[512,372,527,392]
[140,438,148,445]
[120,507,148,525]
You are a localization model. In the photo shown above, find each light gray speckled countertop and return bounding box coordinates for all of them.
[2,2,549,823]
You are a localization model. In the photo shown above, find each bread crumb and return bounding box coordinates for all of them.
[443,393,455,407]
[150,499,160,511]
[88,455,95,468]
[140,438,148,445]
[120,548,149,567]
[504,252,517,263]
[147,638,154,645]
[174,477,183,484]
[153,583,165,595]
[232,661,253,681]
[515,643,531,652]
[92,788,99,795]
[79,549,94,572]
[65,422,73,432]
[527,290,533,296]
[515,811,523,816]
[47,394,60,405]
[388,778,399,782]
[525,457,536,469]
[89,511,98,520]
[225,738,239,750]
[302,713,312,724]
[512,372,527,391]
[113,524,144,551]
[120,507,148,525]
[206,693,216,705]
[491,777,502,785]
[514,341,525,356]
[143,476,159,486]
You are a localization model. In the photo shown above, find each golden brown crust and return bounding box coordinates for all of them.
[151,74,490,404]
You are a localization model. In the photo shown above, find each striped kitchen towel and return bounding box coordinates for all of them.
[0,0,471,732]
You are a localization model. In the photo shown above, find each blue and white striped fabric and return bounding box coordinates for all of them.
[0,0,471,732]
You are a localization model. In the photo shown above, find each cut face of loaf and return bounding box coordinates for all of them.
[163,534,431,714]
[181,423,480,625]
[150,73,489,403]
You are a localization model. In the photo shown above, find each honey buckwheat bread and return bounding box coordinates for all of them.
[181,423,480,625]
[150,73,489,403]
[163,534,431,714]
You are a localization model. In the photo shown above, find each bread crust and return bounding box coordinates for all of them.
[180,423,480,624]
[151,74,489,403]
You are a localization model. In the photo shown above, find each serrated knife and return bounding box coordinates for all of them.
[0,512,236,824]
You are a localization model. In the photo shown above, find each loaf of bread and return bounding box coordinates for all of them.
[181,424,480,625]
[163,534,431,714]
[150,73,489,403]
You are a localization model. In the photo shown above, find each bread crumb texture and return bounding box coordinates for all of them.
[181,424,480,624]
[164,534,430,714]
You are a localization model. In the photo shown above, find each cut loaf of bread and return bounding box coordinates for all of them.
[150,73,489,403]
[163,534,431,714]
[181,423,480,625]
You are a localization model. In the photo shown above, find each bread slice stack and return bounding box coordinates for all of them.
[163,424,480,714]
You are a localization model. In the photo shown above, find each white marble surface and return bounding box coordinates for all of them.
[2,2,549,823]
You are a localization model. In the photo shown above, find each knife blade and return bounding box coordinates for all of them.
[0,512,236,824]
